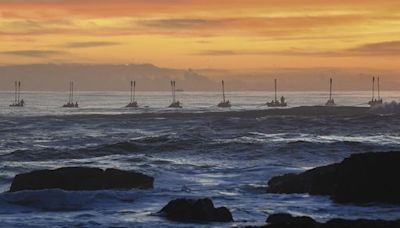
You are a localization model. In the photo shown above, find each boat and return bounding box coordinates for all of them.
[325,78,336,106]
[168,80,182,108]
[217,80,231,108]
[9,81,25,107]
[62,81,79,108]
[368,76,383,107]
[266,79,287,107]
[126,80,138,108]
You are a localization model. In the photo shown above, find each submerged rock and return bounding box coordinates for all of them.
[9,167,154,192]
[267,151,400,204]
[261,213,400,228]
[159,198,233,222]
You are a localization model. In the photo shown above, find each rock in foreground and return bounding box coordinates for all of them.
[261,213,400,228]
[159,198,233,222]
[10,167,154,192]
[267,152,400,204]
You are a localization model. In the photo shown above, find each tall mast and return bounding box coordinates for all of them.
[329,78,333,100]
[71,81,74,103]
[17,81,21,103]
[69,81,72,103]
[14,81,17,104]
[173,81,176,102]
[377,76,380,100]
[133,80,136,102]
[171,80,175,103]
[222,80,226,102]
[130,80,133,103]
[274,79,277,102]
[372,77,375,100]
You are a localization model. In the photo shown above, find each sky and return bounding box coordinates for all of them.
[0,0,399,71]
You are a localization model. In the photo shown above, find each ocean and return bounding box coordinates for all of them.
[1,91,400,227]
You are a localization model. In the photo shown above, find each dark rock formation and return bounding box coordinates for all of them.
[332,152,400,204]
[267,164,338,195]
[267,152,400,204]
[159,198,233,222]
[10,167,154,192]
[261,213,400,228]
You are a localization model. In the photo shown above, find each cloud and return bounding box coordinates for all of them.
[195,50,269,56]
[138,19,209,28]
[195,41,400,57]
[0,50,64,58]
[348,41,400,56]
[64,41,121,48]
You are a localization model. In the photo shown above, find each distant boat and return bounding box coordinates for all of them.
[368,76,383,107]
[325,78,336,106]
[62,81,79,108]
[176,89,184,92]
[217,80,231,108]
[126,80,138,108]
[9,81,25,107]
[266,79,287,107]
[168,80,182,108]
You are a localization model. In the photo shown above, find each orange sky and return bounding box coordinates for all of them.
[0,0,400,70]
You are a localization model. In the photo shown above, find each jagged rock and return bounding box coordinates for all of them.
[332,152,400,204]
[267,164,338,195]
[9,167,153,192]
[261,213,400,228]
[267,152,400,204]
[159,198,233,222]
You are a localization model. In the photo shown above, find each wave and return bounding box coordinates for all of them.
[0,134,205,161]
[0,189,143,211]
[370,101,400,114]
[2,106,371,122]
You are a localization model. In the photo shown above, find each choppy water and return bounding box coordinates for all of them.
[1,91,400,227]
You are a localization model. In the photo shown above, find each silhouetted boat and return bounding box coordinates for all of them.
[325,78,336,106]
[267,79,287,107]
[9,81,24,107]
[126,80,138,108]
[368,76,383,107]
[168,80,182,108]
[62,81,79,108]
[217,80,231,108]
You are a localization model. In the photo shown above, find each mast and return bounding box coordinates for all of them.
[69,81,72,103]
[372,77,375,101]
[17,81,21,104]
[222,80,226,102]
[274,79,277,102]
[130,80,133,103]
[71,81,74,103]
[173,81,176,102]
[377,76,380,100]
[171,80,175,103]
[14,81,17,104]
[329,78,333,100]
[133,80,136,102]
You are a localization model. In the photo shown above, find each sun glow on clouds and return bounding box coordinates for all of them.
[0,0,399,70]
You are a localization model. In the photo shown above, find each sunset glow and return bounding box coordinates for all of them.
[0,0,399,70]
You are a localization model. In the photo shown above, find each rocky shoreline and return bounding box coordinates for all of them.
[6,151,400,225]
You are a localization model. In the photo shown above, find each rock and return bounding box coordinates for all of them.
[323,218,400,228]
[267,152,400,204]
[262,214,400,228]
[159,198,233,222]
[9,167,154,192]
[267,164,338,195]
[264,213,317,228]
[332,152,400,204]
